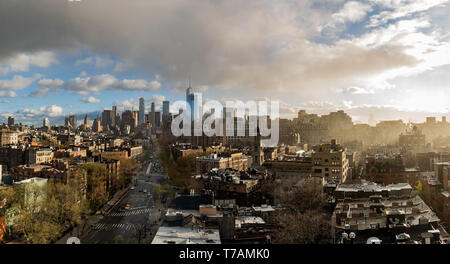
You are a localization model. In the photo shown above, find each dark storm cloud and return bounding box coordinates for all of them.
[0,0,422,97]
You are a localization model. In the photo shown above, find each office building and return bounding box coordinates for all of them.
[138,97,145,125]
[163,100,170,116]
[43,118,50,127]
[312,139,349,183]
[7,116,14,126]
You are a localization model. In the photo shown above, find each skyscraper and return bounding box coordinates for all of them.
[7,116,14,126]
[138,97,145,125]
[69,115,77,128]
[163,101,170,116]
[150,102,156,134]
[186,81,195,122]
[43,117,50,127]
[93,117,102,132]
[155,111,161,129]
[162,100,171,132]
[102,106,117,130]
[151,102,155,113]
[122,110,138,131]
[84,114,90,128]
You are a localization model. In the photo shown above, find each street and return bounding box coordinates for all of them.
[81,153,166,244]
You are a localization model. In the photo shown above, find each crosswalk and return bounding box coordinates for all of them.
[108,208,151,217]
[92,223,138,231]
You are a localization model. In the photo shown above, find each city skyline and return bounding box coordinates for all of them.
[1,1,450,125]
[3,0,450,247]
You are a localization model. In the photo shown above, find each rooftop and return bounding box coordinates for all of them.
[335,182,412,193]
[151,226,221,244]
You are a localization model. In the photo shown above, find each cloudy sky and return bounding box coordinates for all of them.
[1,0,450,125]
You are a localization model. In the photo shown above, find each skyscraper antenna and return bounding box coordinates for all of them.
[188,76,192,88]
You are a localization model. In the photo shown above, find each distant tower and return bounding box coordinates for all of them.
[138,97,145,125]
[7,116,14,126]
[84,114,90,128]
[43,117,50,127]
[150,102,156,134]
[69,115,77,128]
[186,79,195,122]
[93,116,102,132]
[163,101,170,116]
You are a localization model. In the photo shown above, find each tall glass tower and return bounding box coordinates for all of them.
[138,97,145,125]
[162,101,170,116]
[186,81,195,122]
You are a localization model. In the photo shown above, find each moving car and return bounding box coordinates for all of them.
[124,204,131,210]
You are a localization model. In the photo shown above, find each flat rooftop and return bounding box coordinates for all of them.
[335,182,412,193]
[151,226,221,244]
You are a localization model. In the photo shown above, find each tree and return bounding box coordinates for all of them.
[77,163,108,213]
[415,180,423,192]
[2,178,90,244]
[153,185,161,201]
[118,158,138,189]
[44,179,87,236]
[270,178,333,244]
[127,237,139,244]
[272,210,332,244]
[112,235,124,244]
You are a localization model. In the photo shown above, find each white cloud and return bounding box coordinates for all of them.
[113,79,161,91]
[21,105,63,117]
[0,75,38,91]
[31,78,64,97]
[38,78,64,88]
[64,74,118,95]
[0,90,17,98]
[0,51,58,73]
[326,1,372,28]
[368,0,450,27]
[29,51,59,68]
[112,98,138,110]
[34,74,162,96]
[81,96,101,104]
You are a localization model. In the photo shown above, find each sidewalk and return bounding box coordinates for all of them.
[55,186,130,244]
